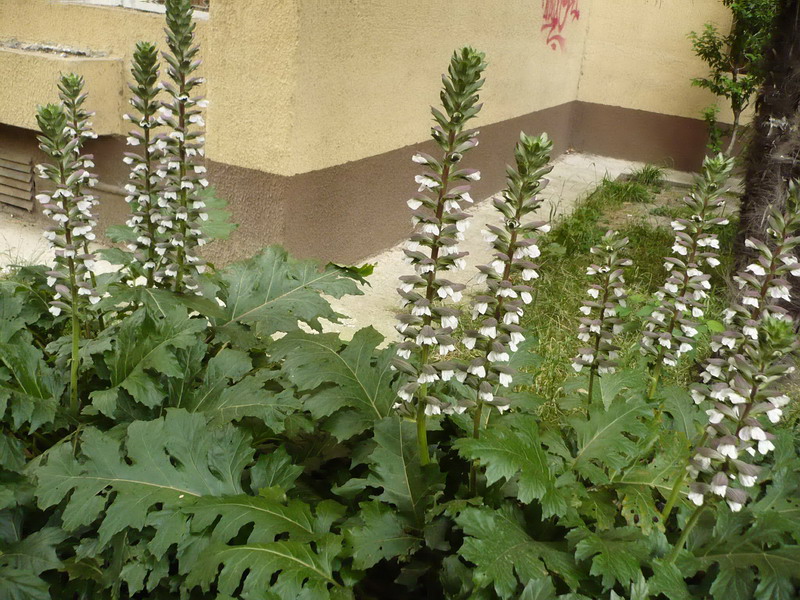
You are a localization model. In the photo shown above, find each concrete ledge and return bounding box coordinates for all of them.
[0,45,124,135]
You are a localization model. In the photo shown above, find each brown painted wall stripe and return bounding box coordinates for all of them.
[1,101,710,264]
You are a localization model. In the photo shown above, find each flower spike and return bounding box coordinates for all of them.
[572,231,631,400]
[641,154,733,378]
[156,0,210,292]
[687,183,800,512]
[464,132,553,415]
[123,41,166,286]
[393,48,486,461]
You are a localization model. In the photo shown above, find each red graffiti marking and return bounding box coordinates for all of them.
[541,0,580,51]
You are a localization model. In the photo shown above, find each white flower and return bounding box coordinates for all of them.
[463,336,477,350]
[466,171,481,181]
[688,491,704,506]
[758,440,775,454]
[768,285,790,301]
[718,442,738,459]
[407,198,423,210]
[499,372,513,387]
[742,296,759,308]
[739,474,757,487]
[411,153,427,164]
[49,305,62,316]
[746,264,766,276]
[479,324,497,338]
[587,288,599,299]
[441,315,459,329]
[487,350,509,362]
[468,364,486,378]
[415,175,439,191]
[727,500,743,512]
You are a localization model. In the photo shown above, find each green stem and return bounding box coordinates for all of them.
[69,286,81,417]
[416,389,430,466]
[665,505,704,564]
[647,361,662,400]
[661,431,708,521]
[469,400,483,495]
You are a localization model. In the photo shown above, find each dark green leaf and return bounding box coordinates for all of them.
[270,328,395,438]
[345,501,421,569]
[365,417,443,524]
[455,504,580,598]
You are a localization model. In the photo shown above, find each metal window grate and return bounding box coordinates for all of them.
[0,150,34,211]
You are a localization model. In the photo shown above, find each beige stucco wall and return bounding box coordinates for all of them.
[578,0,734,121]
[203,0,299,177]
[288,0,587,175]
[0,0,741,177]
[0,47,123,135]
[0,0,207,135]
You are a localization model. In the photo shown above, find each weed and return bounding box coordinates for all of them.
[629,163,666,190]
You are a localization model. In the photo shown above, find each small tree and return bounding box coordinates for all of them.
[689,0,778,155]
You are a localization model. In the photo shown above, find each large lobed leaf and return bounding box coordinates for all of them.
[345,501,422,569]
[363,417,444,525]
[0,342,63,433]
[181,488,351,600]
[210,246,364,346]
[179,348,301,431]
[454,504,580,598]
[454,417,567,517]
[35,410,252,548]
[0,524,65,600]
[569,399,652,484]
[88,306,207,417]
[270,327,395,440]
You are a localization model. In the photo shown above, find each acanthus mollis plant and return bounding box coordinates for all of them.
[156,0,210,292]
[673,187,800,519]
[464,132,553,426]
[34,100,100,415]
[122,41,166,286]
[641,154,733,397]
[57,74,102,289]
[393,47,486,464]
[571,231,631,401]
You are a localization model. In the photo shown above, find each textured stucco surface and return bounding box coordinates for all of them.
[289,0,587,175]
[204,0,299,175]
[578,0,732,121]
[0,0,207,135]
[0,47,124,135]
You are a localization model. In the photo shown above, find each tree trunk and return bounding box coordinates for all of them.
[735,0,800,286]
[725,110,741,156]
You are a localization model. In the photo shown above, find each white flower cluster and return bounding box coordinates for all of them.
[641,155,733,367]
[463,132,553,413]
[122,42,167,283]
[35,78,101,316]
[394,48,486,417]
[572,232,631,375]
[153,0,210,292]
[687,189,800,512]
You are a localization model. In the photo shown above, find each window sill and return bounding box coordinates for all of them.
[59,1,209,20]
